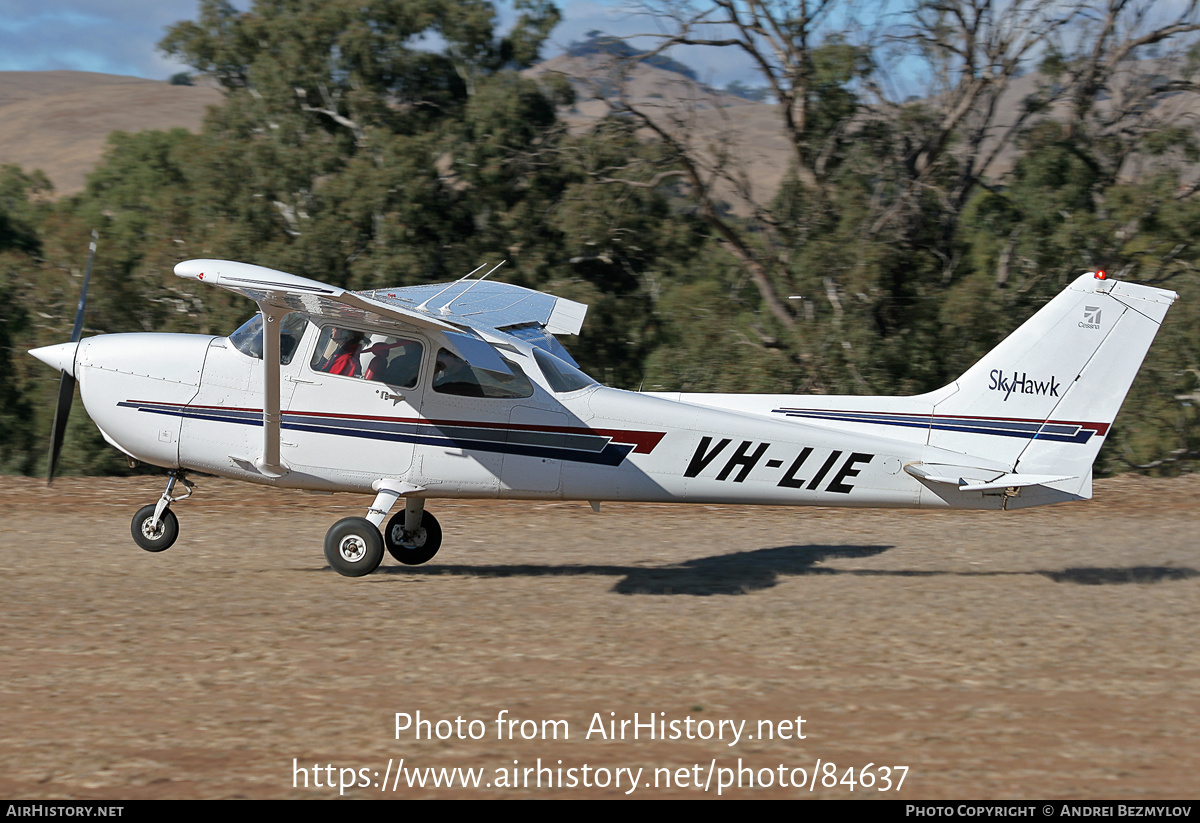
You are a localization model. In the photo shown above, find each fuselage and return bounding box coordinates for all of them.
[60,320,1041,513]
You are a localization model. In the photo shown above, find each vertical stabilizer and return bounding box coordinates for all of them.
[928,273,1177,497]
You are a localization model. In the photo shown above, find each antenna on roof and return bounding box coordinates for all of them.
[439,260,505,315]
[416,262,488,313]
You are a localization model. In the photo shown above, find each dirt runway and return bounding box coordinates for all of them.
[1,474,1197,799]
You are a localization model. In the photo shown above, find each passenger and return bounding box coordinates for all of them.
[362,340,411,382]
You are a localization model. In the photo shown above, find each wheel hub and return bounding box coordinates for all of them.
[393,526,426,549]
[141,519,164,540]
[338,534,367,562]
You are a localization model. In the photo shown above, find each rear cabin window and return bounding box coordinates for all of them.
[310,326,424,387]
[432,348,533,399]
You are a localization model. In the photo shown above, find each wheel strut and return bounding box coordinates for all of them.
[151,471,193,530]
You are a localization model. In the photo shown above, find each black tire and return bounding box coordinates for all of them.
[131,505,179,553]
[384,510,442,565]
[324,517,384,577]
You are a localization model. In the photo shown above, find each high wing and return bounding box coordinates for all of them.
[173,259,587,367]
[173,258,589,475]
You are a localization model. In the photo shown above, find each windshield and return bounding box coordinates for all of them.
[229,312,310,364]
[532,347,598,393]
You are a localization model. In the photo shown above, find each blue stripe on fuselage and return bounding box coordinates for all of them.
[118,401,635,466]
[771,408,1098,444]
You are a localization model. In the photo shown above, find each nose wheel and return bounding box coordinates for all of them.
[130,472,192,553]
[131,505,179,552]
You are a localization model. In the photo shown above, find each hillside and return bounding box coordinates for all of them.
[3,60,1195,206]
[0,63,792,207]
[0,71,223,196]
[526,53,792,209]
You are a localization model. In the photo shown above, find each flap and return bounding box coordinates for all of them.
[363,279,588,335]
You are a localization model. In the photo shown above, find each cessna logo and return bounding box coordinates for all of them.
[989,370,1060,400]
[1079,305,1101,329]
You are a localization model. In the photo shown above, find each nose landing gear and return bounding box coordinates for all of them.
[130,471,192,552]
[131,505,179,552]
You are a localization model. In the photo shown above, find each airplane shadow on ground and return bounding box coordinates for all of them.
[364,544,1200,596]
[1042,566,1200,585]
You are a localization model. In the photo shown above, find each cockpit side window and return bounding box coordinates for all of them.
[229,312,310,365]
[432,348,533,398]
[309,325,424,387]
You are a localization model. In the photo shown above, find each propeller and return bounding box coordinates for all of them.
[46,230,98,484]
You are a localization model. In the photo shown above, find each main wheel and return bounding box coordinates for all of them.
[324,517,384,577]
[131,505,179,553]
[384,510,442,565]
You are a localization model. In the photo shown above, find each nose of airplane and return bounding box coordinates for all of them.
[29,342,79,376]
[50,332,214,470]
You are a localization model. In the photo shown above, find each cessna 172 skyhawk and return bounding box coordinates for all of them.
[29,258,1177,577]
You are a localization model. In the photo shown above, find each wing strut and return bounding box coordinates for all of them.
[255,300,287,477]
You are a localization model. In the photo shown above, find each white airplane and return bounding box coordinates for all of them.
[29,257,1177,577]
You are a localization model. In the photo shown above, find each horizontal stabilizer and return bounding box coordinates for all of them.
[904,462,1074,491]
[959,473,1076,492]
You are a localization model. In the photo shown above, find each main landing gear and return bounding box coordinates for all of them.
[323,517,384,577]
[131,471,193,552]
[126,472,440,577]
[322,485,442,577]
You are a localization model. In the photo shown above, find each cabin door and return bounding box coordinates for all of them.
[283,324,427,483]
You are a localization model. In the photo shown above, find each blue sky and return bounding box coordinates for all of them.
[0,0,761,86]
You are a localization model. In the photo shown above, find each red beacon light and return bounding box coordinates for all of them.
[1094,270,1106,279]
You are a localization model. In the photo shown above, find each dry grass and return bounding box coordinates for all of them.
[0,473,1196,798]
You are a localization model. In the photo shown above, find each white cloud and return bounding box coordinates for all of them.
[0,0,199,77]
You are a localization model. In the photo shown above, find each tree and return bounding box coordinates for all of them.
[152,0,699,387]
[587,2,1200,394]
[157,0,564,288]
[0,166,50,473]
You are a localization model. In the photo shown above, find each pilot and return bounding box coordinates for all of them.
[380,349,421,387]
[327,331,366,377]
